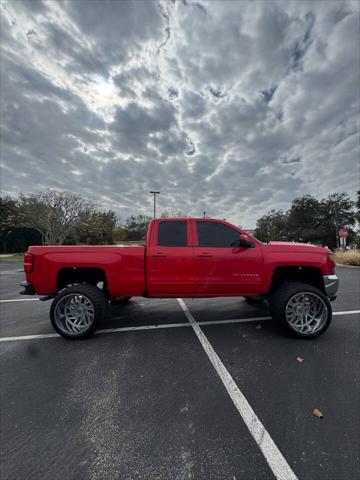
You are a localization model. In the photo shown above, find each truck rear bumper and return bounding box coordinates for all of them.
[323,275,339,301]
[19,281,36,295]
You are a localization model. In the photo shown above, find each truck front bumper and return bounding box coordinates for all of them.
[323,275,339,301]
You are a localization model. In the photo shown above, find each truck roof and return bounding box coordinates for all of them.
[151,217,229,221]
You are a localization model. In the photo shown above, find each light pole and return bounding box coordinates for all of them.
[150,191,160,218]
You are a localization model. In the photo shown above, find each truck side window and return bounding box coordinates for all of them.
[158,221,187,246]
[197,221,240,247]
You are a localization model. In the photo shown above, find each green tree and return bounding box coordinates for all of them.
[254,193,357,249]
[0,227,42,253]
[124,214,152,240]
[113,225,129,242]
[254,210,288,242]
[355,190,360,224]
[287,195,326,245]
[321,193,356,248]
[0,196,41,253]
[75,210,117,245]
[0,196,22,230]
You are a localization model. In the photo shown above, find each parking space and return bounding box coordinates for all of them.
[1,330,275,480]
[202,314,360,480]
[0,297,190,339]
[0,263,359,480]
[0,264,25,300]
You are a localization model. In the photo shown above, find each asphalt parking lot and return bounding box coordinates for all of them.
[0,263,359,480]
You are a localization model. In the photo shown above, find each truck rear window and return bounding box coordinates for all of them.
[158,221,187,246]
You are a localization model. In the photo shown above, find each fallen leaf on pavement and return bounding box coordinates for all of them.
[313,408,324,419]
[255,324,262,330]
[296,357,304,363]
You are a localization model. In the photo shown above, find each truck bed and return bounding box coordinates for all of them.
[26,245,146,297]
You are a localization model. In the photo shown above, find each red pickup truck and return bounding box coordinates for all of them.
[21,218,338,340]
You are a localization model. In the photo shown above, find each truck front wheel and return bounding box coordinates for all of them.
[270,282,332,339]
[50,283,108,339]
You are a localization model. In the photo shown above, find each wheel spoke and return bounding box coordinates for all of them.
[285,291,328,335]
[54,293,96,336]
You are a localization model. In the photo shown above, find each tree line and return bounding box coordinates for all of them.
[254,192,360,250]
[1,192,117,253]
[1,190,359,253]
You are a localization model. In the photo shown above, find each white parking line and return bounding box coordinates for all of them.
[0,310,359,343]
[0,317,271,342]
[333,310,360,316]
[0,298,40,303]
[221,310,360,320]
[0,333,60,341]
[177,298,298,480]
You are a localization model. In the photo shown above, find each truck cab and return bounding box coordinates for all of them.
[146,218,263,297]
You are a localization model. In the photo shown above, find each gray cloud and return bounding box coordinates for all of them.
[17,0,46,13]
[0,0,359,227]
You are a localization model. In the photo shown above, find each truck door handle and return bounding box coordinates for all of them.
[152,253,167,258]
[197,253,213,258]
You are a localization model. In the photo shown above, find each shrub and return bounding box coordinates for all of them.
[334,250,360,266]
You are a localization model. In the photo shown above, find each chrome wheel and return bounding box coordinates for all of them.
[285,292,328,335]
[54,293,95,336]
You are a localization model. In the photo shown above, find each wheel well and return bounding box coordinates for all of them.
[270,266,324,294]
[57,268,107,290]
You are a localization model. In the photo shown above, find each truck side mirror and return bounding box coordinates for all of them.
[239,234,255,248]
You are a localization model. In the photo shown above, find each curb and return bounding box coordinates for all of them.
[336,263,360,268]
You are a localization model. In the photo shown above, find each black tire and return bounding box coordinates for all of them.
[244,296,265,304]
[270,282,332,339]
[50,283,108,339]
[111,296,132,305]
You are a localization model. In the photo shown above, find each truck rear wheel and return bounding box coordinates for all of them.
[50,283,108,339]
[270,282,332,339]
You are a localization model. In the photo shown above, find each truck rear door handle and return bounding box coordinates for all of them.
[152,253,167,258]
[197,253,213,258]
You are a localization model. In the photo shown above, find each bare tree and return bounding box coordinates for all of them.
[160,210,189,218]
[20,191,95,245]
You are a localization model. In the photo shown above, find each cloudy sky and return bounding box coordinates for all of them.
[0,0,359,227]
